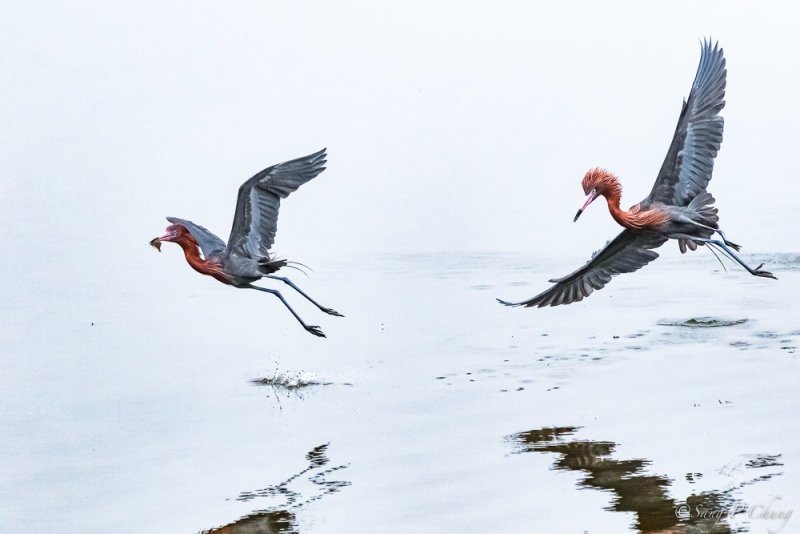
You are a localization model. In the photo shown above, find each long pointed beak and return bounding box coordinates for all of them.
[156,229,176,242]
[574,191,597,222]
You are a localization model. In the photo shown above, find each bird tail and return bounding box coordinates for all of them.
[678,192,719,254]
[689,192,719,229]
[258,258,288,274]
[688,191,719,222]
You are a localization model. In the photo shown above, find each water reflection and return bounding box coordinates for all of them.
[202,443,350,534]
[203,510,295,534]
[506,426,783,533]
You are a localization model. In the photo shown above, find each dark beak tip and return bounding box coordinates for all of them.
[574,209,583,222]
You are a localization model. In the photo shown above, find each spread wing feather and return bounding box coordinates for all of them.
[646,39,726,207]
[226,148,327,258]
[498,230,667,308]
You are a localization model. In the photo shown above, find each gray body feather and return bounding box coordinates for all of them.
[503,40,730,308]
[167,148,327,287]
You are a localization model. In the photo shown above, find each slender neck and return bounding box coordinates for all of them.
[597,179,637,229]
[604,189,629,227]
[177,237,204,269]
[175,237,231,284]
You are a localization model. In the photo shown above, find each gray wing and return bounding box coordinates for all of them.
[226,148,327,258]
[166,216,226,258]
[499,230,667,308]
[646,39,726,207]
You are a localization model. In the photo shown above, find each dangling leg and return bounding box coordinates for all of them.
[687,219,742,251]
[265,275,343,317]
[692,238,776,279]
[248,285,326,337]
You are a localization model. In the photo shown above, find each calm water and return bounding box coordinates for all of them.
[2,250,798,533]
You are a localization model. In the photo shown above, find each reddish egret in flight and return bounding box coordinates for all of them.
[151,148,342,337]
[499,40,776,309]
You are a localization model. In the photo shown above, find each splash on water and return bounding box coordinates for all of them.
[658,317,749,328]
[252,370,332,390]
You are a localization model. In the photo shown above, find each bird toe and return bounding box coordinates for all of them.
[306,325,326,337]
[755,269,777,280]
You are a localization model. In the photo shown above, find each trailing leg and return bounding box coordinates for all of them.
[693,238,776,279]
[248,285,326,337]
[265,275,343,317]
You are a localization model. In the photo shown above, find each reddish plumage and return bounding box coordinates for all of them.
[151,149,341,337]
[164,225,232,285]
[498,40,776,310]
[581,168,670,230]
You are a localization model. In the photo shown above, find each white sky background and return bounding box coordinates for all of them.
[2,1,799,296]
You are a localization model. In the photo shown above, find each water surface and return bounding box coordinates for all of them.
[2,251,798,533]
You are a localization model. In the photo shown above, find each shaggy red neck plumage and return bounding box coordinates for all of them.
[583,168,668,230]
[173,233,232,285]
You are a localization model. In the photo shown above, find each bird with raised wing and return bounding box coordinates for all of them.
[151,148,342,337]
[499,40,776,309]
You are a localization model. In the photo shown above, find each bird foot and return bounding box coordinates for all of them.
[321,307,344,317]
[305,325,326,337]
[752,265,777,280]
[725,240,741,251]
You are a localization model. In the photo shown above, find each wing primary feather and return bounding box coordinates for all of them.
[226,149,328,258]
[646,40,726,207]
[503,230,667,309]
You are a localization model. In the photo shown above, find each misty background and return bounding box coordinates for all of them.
[2,1,798,302]
[2,3,799,533]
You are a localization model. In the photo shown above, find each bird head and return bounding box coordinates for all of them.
[575,175,599,222]
[575,168,618,222]
[151,224,189,249]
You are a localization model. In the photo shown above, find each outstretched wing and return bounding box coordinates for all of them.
[166,216,226,258]
[226,148,327,258]
[646,39,726,207]
[498,230,667,308]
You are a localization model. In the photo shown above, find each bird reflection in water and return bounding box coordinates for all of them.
[201,443,350,534]
[506,426,783,533]
[202,509,295,534]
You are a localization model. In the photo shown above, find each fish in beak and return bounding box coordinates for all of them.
[149,226,178,252]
